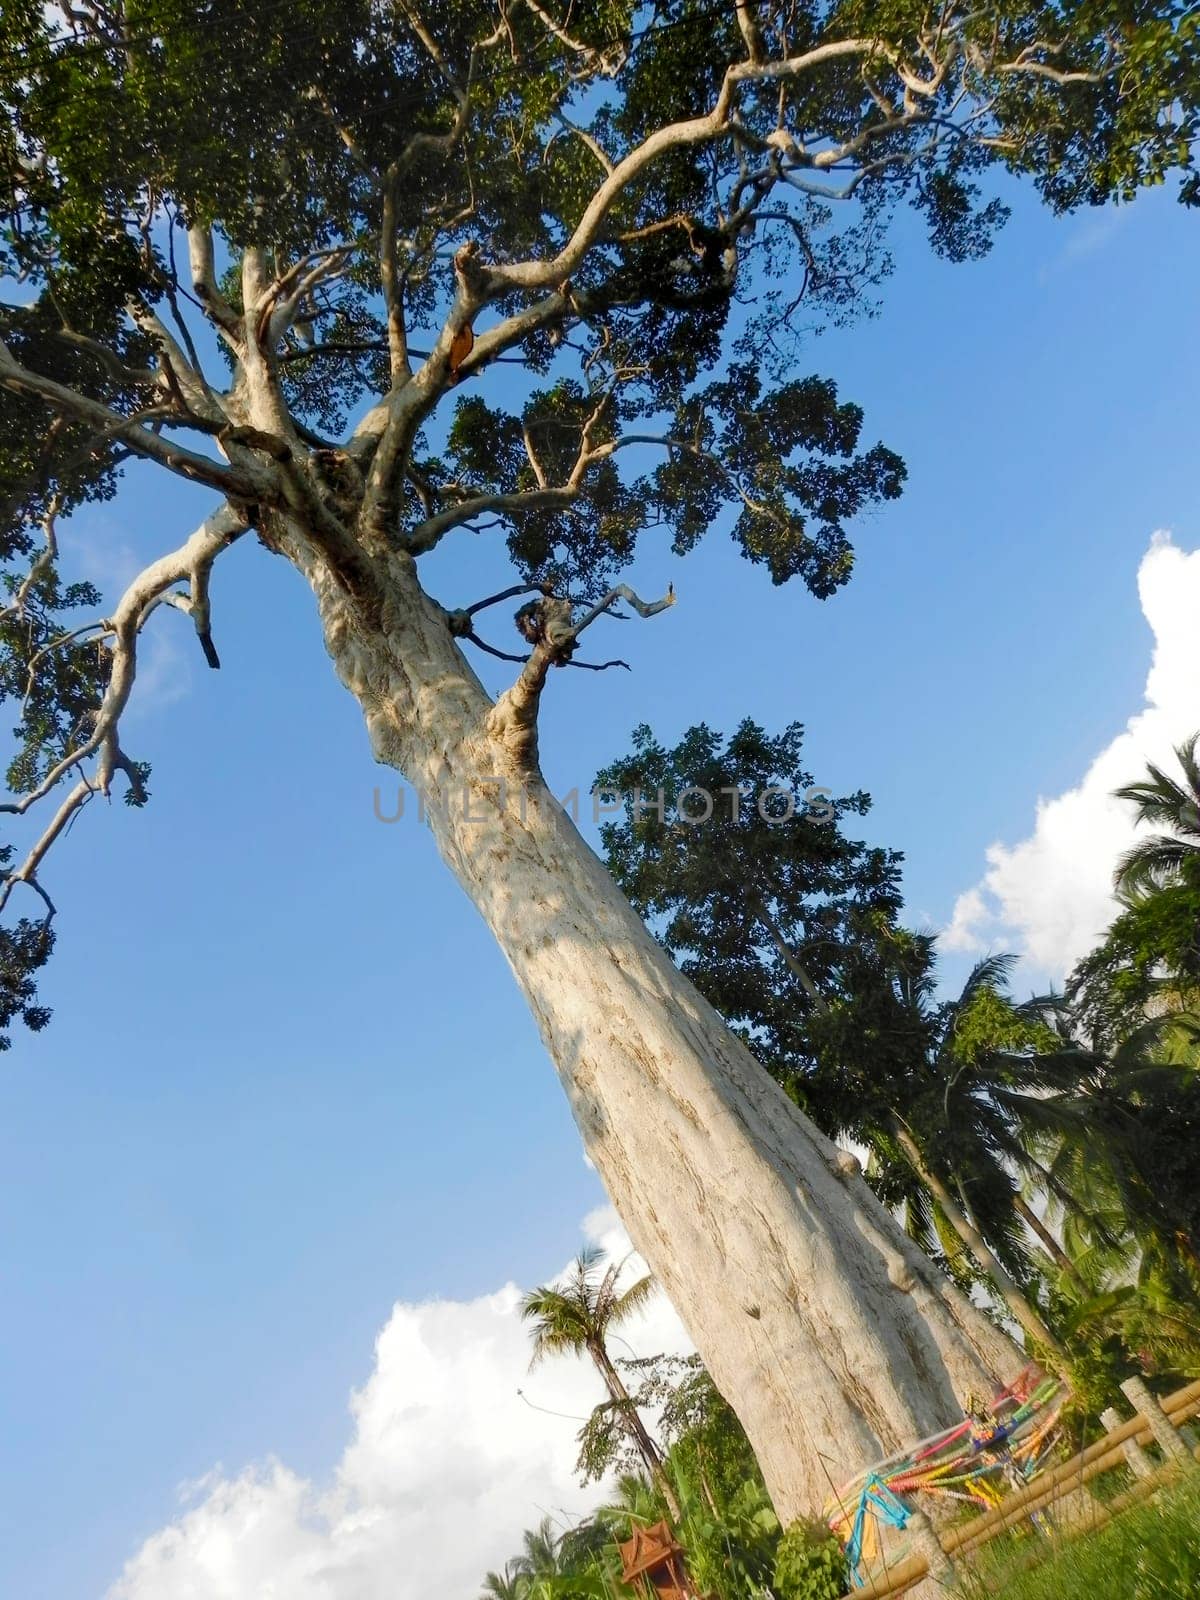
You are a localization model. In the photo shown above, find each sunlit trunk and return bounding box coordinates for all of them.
[306,545,1024,1522]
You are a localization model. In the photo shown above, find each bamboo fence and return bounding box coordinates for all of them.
[836,1377,1200,1599]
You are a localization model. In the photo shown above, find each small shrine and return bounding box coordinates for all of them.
[618,1520,690,1600]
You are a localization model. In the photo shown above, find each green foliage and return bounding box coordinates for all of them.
[598,713,1200,1381]
[0,899,54,1050]
[651,365,905,592]
[660,1363,765,1514]
[598,720,1072,1299]
[772,1519,848,1600]
[596,718,903,1057]
[3,0,1200,1039]
[677,1471,781,1599]
[492,1346,787,1600]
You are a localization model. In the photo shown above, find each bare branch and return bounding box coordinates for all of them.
[466,583,546,617]
[2,490,63,624]
[380,184,412,384]
[483,38,889,295]
[549,109,616,175]
[21,623,110,717]
[408,487,578,556]
[565,656,631,673]
[187,225,241,342]
[1,505,249,921]
[463,634,530,666]
[2,505,249,822]
[735,1,768,65]
[147,558,225,670]
[263,243,369,349]
[48,328,156,390]
[125,295,224,421]
[487,584,675,766]
[520,0,626,76]
[567,582,676,643]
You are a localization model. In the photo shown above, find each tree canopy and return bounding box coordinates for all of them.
[2,1,1199,1038]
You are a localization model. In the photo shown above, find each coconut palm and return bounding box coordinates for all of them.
[522,1248,680,1520]
[1114,734,1200,894]
[1070,737,1200,1044]
[882,958,1071,1355]
[481,1563,528,1600]
[517,1518,565,1582]
[805,944,1069,1356]
[504,1516,612,1600]
[1026,1020,1200,1264]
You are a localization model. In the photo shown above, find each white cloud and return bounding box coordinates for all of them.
[1039,203,1132,279]
[107,1208,692,1600]
[944,532,1200,982]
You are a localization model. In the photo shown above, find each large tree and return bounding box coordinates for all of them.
[1,0,1196,1520]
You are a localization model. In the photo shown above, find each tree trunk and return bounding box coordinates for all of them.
[591,1341,683,1522]
[308,549,1024,1524]
[1012,1192,1085,1287]
[890,1122,1063,1359]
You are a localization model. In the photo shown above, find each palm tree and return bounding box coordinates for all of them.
[601,1471,666,1524]
[517,1517,569,1585]
[481,1563,528,1600]
[1027,1021,1200,1265]
[1114,733,1200,894]
[808,945,1068,1357]
[1070,739,1200,1046]
[505,1516,611,1600]
[522,1248,681,1521]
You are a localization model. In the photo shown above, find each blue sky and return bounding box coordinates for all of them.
[1,181,1198,1599]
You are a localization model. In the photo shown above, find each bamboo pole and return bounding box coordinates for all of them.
[1120,1376,1198,1471]
[1101,1406,1154,1480]
[953,1398,1200,1558]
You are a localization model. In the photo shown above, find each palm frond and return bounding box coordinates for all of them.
[610,1271,655,1324]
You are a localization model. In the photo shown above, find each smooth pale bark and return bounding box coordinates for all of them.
[304,544,1024,1523]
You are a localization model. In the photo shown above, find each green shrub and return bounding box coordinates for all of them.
[772,1519,847,1600]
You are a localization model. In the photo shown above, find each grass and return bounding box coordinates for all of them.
[954,1475,1200,1600]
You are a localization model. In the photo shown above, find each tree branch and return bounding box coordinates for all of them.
[0,338,264,499]
[408,486,578,555]
[487,584,674,766]
[1,504,249,917]
[187,225,241,342]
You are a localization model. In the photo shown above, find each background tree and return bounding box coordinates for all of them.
[598,721,1069,1351]
[1070,735,1200,1046]
[523,1247,681,1520]
[489,1344,844,1600]
[481,1563,528,1600]
[2,0,1197,1520]
[599,716,1200,1402]
[1048,738,1200,1380]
